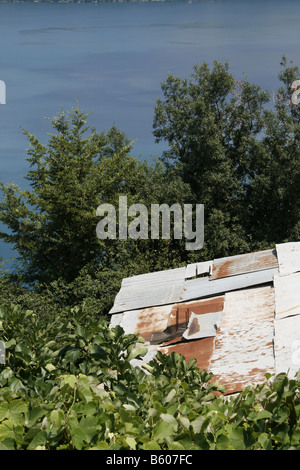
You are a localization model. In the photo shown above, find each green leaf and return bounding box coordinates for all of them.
[0,420,15,442]
[123,404,136,411]
[63,348,81,365]
[0,438,16,450]
[168,441,185,450]
[27,431,47,450]
[0,402,9,422]
[71,427,86,450]
[291,428,300,446]
[89,441,109,450]
[153,421,175,442]
[8,377,26,394]
[5,339,16,349]
[160,413,178,427]
[272,406,290,424]
[78,375,93,403]
[248,410,272,421]
[50,409,65,428]
[226,426,246,450]
[15,342,32,361]
[258,433,272,450]
[165,388,177,404]
[128,345,148,362]
[142,364,154,373]
[271,423,289,444]
[215,433,230,450]
[191,416,205,434]
[10,399,27,415]
[27,405,48,427]
[179,416,190,430]
[125,436,137,450]
[78,416,98,444]
[143,441,161,450]
[61,374,77,389]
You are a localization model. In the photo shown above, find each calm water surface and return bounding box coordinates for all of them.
[1,0,300,262]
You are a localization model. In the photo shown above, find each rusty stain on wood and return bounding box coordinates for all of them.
[210,249,278,280]
[158,337,215,373]
[109,242,300,394]
[209,286,275,394]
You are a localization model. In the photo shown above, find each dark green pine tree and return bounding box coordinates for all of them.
[0,107,138,283]
[0,105,192,291]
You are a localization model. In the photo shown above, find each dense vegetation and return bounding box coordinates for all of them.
[0,303,300,450]
[0,58,300,450]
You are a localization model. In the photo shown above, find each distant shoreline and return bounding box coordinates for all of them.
[0,0,173,3]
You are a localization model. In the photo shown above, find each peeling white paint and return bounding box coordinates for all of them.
[185,260,212,279]
[109,267,186,314]
[274,315,300,378]
[108,241,300,393]
[276,241,300,276]
[209,286,275,387]
[274,272,300,319]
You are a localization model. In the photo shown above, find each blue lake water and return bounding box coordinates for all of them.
[1,0,300,264]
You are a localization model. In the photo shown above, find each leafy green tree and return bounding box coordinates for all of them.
[153,58,300,257]
[0,105,191,315]
[243,57,300,246]
[0,107,138,283]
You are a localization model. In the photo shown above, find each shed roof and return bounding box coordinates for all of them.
[109,241,300,394]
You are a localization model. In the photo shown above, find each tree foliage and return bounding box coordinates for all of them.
[0,106,191,315]
[0,303,300,450]
[1,106,193,282]
[153,57,300,258]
